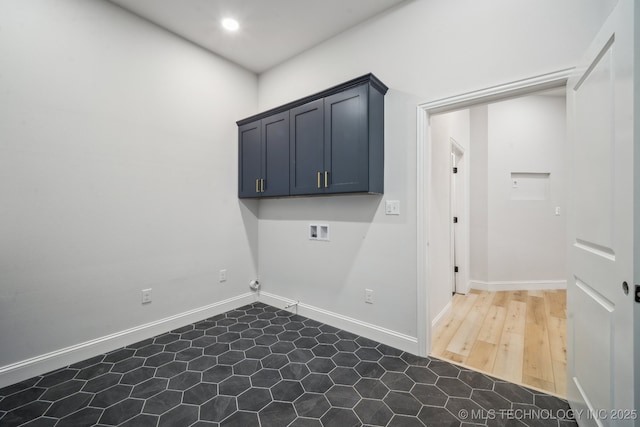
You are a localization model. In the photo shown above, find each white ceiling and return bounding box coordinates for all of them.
[108,0,407,73]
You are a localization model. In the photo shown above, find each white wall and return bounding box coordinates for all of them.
[485,95,567,285]
[469,106,489,283]
[258,90,421,346]
[0,0,259,383]
[258,0,616,109]
[467,95,567,289]
[257,0,611,349]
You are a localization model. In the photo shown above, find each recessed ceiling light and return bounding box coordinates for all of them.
[222,18,239,32]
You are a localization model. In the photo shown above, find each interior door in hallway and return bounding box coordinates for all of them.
[450,140,465,295]
[566,0,637,423]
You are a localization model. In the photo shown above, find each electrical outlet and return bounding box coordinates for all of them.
[141,288,152,304]
[219,269,227,282]
[365,289,374,304]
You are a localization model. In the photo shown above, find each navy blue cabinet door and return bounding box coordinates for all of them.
[324,85,368,194]
[261,111,289,197]
[238,120,261,198]
[290,99,324,195]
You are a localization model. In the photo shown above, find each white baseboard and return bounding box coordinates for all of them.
[258,292,419,355]
[431,300,452,328]
[1,290,422,390]
[469,279,567,292]
[0,292,256,389]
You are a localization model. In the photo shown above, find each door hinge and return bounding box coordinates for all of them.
[452,167,458,174]
[635,285,640,303]
[454,266,459,273]
[453,216,458,223]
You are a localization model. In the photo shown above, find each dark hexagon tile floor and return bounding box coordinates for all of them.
[0,303,576,426]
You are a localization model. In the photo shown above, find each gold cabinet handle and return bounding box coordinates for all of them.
[260,179,265,193]
[256,178,260,193]
[324,171,329,188]
[317,172,321,189]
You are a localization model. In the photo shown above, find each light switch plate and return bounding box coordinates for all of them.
[385,200,400,215]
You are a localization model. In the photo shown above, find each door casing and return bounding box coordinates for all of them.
[415,68,573,356]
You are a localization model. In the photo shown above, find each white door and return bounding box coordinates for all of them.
[450,141,464,295]
[566,0,637,424]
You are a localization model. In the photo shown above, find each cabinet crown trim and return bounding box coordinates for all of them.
[236,73,388,126]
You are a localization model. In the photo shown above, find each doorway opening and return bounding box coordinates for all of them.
[416,70,571,397]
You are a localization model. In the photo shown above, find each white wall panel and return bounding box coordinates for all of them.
[0,0,259,376]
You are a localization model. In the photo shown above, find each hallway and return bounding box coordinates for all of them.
[432,290,566,397]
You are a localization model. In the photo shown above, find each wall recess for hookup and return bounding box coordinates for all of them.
[309,224,330,241]
[318,224,329,241]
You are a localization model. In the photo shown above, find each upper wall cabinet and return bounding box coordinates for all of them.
[237,73,388,198]
[238,111,290,198]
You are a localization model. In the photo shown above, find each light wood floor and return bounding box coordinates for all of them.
[431,289,567,397]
